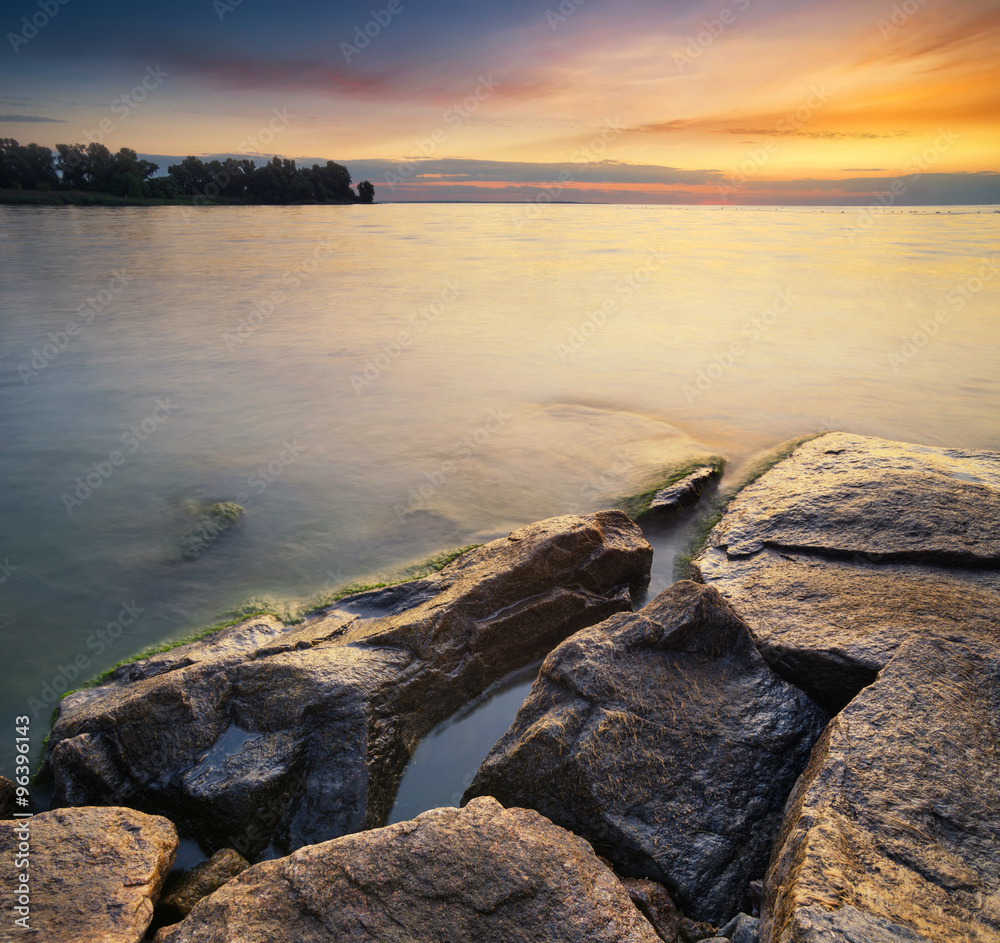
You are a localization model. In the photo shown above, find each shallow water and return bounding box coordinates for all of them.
[1,202,997,800]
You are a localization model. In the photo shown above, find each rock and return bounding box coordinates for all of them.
[762,634,1000,943]
[693,433,1000,711]
[154,796,662,943]
[175,502,244,561]
[620,877,682,942]
[0,806,176,943]
[39,511,652,860]
[0,776,14,819]
[156,848,249,923]
[679,917,719,942]
[642,464,722,522]
[462,580,829,925]
[716,913,759,942]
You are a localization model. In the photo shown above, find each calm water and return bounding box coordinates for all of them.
[1,203,998,796]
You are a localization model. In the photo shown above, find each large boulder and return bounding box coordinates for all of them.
[0,806,176,943]
[155,796,662,943]
[463,580,829,925]
[762,634,1000,942]
[693,433,1000,711]
[38,511,652,859]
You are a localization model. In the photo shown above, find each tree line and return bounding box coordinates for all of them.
[0,139,374,203]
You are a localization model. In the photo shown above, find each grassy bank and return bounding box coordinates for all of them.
[0,188,197,206]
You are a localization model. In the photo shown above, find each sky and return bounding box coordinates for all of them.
[1,0,998,203]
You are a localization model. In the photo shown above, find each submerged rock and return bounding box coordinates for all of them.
[156,848,249,923]
[762,635,1000,942]
[0,806,176,943]
[175,501,244,561]
[39,511,652,860]
[154,796,662,943]
[463,580,828,925]
[693,432,1000,711]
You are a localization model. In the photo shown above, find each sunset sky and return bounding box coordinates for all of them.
[2,0,998,203]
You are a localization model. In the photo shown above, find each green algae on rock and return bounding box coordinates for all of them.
[38,512,652,861]
[174,502,244,561]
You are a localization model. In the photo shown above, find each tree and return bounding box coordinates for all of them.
[0,140,58,190]
[357,180,375,203]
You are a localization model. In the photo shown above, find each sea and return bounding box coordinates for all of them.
[1,201,997,825]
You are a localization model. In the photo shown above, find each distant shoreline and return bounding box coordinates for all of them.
[0,189,362,207]
[2,189,996,210]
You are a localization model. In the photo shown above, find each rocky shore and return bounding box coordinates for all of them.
[4,432,997,942]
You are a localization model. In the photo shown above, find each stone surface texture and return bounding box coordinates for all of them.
[464,580,828,925]
[694,432,1000,711]
[155,796,662,943]
[156,848,249,922]
[761,635,1000,943]
[0,806,177,943]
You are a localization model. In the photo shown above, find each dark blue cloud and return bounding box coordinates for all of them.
[0,113,66,122]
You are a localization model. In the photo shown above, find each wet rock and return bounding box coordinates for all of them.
[716,913,759,942]
[156,848,249,923]
[39,511,652,860]
[762,634,1000,943]
[642,464,722,522]
[463,580,828,925]
[0,776,13,818]
[694,433,1000,711]
[620,877,682,942]
[154,796,662,943]
[0,806,176,943]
